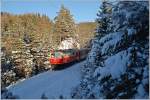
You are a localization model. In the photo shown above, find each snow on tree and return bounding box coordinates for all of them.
[72,1,149,99]
[58,37,80,50]
[72,0,113,98]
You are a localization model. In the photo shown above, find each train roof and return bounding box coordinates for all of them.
[50,48,90,53]
[52,49,77,52]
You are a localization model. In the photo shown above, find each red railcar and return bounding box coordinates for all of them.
[49,48,89,68]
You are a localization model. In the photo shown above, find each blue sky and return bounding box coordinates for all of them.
[1,0,100,23]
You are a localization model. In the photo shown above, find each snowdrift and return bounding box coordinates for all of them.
[7,61,85,99]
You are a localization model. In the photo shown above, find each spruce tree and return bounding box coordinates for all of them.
[53,5,76,47]
[94,0,112,66]
[95,0,112,39]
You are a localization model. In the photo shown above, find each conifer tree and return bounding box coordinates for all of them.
[53,5,77,47]
[72,1,149,99]
[95,0,112,39]
[93,0,113,67]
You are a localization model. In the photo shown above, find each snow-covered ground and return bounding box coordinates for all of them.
[7,61,85,99]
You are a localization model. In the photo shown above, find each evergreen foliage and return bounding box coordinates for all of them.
[53,5,77,47]
[1,13,53,89]
[95,0,112,38]
[1,13,53,51]
[72,1,149,99]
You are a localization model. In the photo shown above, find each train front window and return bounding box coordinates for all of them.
[54,52,60,58]
[53,51,64,58]
[63,49,75,56]
[51,49,75,58]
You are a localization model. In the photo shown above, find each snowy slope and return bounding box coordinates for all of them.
[7,61,85,99]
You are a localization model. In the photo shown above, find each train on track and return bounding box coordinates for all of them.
[49,48,90,69]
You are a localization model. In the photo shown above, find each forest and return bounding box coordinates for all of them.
[1,5,96,93]
[1,0,149,99]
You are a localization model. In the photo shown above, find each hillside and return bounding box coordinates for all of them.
[77,22,97,48]
[1,12,95,91]
[3,61,85,99]
[1,1,149,99]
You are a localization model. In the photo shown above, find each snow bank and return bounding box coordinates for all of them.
[7,61,85,99]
